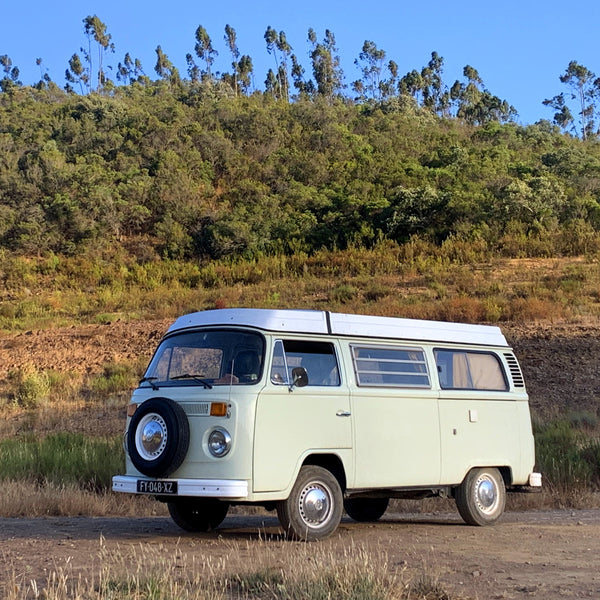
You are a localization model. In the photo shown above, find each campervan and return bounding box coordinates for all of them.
[113,309,541,540]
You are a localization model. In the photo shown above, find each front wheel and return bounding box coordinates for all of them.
[168,498,229,532]
[276,465,343,541]
[455,467,506,526]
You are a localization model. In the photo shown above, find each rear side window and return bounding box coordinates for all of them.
[351,345,430,388]
[271,340,340,386]
[434,350,508,391]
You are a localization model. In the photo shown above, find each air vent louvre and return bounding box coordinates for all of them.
[183,402,211,416]
[504,353,525,388]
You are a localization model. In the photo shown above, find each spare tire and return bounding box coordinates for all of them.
[127,397,190,478]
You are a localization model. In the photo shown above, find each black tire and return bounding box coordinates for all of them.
[344,497,389,522]
[455,467,506,526]
[168,498,229,532]
[276,465,343,541]
[127,397,190,478]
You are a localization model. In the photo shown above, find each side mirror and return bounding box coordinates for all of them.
[289,367,308,391]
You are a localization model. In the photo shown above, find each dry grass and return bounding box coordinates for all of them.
[0,480,166,518]
[2,537,456,600]
[2,250,600,333]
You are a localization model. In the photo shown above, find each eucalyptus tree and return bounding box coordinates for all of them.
[83,15,114,91]
[65,53,88,94]
[194,25,218,81]
[353,40,386,100]
[399,69,424,103]
[117,53,144,85]
[544,61,596,139]
[420,51,446,114]
[222,24,254,95]
[264,26,292,101]
[308,28,344,100]
[154,46,180,84]
[379,60,398,99]
[452,65,515,125]
[0,55,21,92]
[223,24,240,94]
[237,55,254,94]
[291,54,314,97]
[35,58,51,87]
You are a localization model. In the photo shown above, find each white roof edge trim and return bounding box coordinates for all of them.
[167,308,508,347]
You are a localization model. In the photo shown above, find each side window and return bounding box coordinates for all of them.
[271,340,341,386]
[352,345,430,388]
[434,349,508,391]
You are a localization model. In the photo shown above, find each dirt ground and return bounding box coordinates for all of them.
[1,508,599,599]
[1,318,600,598]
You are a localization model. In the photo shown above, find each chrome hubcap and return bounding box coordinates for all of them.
[475,475,498,514]
[299,483,331,527]
[136,413,168,460]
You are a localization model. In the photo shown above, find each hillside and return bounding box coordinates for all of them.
[2,88,600,266]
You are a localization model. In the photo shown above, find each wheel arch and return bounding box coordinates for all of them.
[453,464,513,490]
[302,453,347,493]
[498,466,512,487]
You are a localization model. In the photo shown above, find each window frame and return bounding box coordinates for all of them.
[142,328,265,387]
[351,344,431,389]
[434,348,509,392]
[270,339,342,387]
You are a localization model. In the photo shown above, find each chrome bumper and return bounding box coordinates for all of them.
[112,475,249,498]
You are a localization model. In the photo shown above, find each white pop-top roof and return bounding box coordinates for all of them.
[167,308,508,347]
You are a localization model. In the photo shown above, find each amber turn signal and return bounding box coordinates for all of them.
[210,402,228,417]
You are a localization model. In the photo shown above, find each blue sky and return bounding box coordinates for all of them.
[2,0,599,125]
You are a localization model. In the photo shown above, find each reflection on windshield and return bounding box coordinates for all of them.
[142,330,264,387]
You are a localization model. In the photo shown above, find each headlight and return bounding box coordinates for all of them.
[208,427,232,457]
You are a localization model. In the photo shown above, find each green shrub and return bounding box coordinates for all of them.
[330,283,358,304]
[534,420,598,491]
[89,361,141,396]
[0,433,123,492]
[15,369,51,408]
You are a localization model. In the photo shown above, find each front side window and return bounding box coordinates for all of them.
[143,330,264,386]
[270,340,340,386]
[352,345,430,388]
[434,349,508,391]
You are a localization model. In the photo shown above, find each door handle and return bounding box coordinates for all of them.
[336,410,351,417]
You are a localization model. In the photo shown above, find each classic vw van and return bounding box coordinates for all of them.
[113,308,541,540]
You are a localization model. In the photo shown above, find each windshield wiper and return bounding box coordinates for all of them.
[170,374,213,389]
[139,376,159,390]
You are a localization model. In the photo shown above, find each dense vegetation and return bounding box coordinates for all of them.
[2,18,600,265]
[2,84,600,264]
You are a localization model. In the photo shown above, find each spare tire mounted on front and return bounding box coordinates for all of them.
[127,397,190,478]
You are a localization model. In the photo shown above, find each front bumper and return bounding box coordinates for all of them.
[112,475,249,498]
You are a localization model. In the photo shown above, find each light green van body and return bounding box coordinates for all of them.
[113,309,539,526]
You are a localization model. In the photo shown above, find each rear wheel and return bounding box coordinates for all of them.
[455,467,506,526]
[276,465,343,541]
[344,497,389,522]
[167,498,229,532]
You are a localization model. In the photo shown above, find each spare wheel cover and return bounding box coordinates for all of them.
[127,397,190,478]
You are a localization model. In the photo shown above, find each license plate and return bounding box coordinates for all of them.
[136,480,178,495]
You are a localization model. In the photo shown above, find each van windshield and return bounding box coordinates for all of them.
[142,329,264,386]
